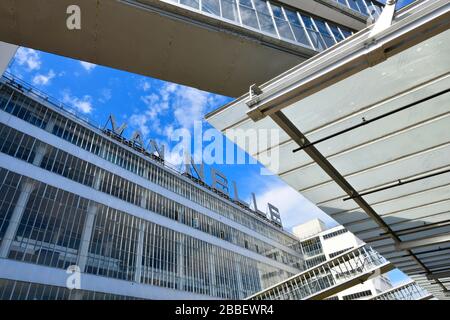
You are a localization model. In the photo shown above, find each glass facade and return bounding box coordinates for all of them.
[0,123,302,268]
[0,165,295,299]
[0,279,139,300]
[333,0,383,17]
[0,76,303,299]
[0,77,299,248]
[161,0,356,51]
[300,236,323,258]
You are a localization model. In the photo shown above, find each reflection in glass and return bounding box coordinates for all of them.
[314,19,336,47]
[239,5,259,30]
[270,5,294,41]
[180,0,200,10]
[329,25,344,42]
[202,0,221,16]
[300,15,326,51]
[221,0,239,22]
[284,9,310,47]
[254,0,276,35]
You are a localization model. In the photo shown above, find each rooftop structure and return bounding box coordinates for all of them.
[0,0,382,96]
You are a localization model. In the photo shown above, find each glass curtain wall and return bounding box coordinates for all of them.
[162,0,356,51]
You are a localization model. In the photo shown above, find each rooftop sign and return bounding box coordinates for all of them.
[103,114,283,228]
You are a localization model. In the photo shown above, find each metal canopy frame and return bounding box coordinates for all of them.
[243,0,450,121]
[206,0,450,299]
[270,109,447,295]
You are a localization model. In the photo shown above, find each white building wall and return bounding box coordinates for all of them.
[296,220,393,300]
[0,41,17,75]
[292,219,327,240]
[321,226,392,299]
[320,226,363,259]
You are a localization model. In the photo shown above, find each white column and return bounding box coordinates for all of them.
[0,179,36,258]
[235,261,245,299]
[209,250,217,297]
[32,117,54,165]
[69,290,84,301]
[134,222,145,283]
[77,203,97,272]
[0,122,52,258]
[140,190,148,209]
[44,118,56,133]
[93,170,103,190]
[177,235,185,291]
[32,143,48,166]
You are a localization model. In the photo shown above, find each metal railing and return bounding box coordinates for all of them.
[370,281,433,300]
[246,245,392,300]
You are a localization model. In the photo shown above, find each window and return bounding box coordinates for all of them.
[299,14,326,51]
[238,0,259,30]
[329,247,352,259]
[342,290,372,300]
[221,0,239,22]
[270,4,295,41]
[202,0,221,16]
[284,9,310,46]
[180,0,200,10]
[323,228,348,239]
[192,217,200,229]
[253,0,276,35]
[313,19,336,47]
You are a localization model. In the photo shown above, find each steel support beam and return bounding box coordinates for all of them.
[427,270,450,280]
[269,110,448,293]
[395,233,450,250]
[243,0,450,121]
[271,111,400,242]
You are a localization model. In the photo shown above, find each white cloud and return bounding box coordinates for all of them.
[62,91,93,114]
[171,85,211,130]
[99,88,112,103]
[140,81,151,91]
[129,113,152,137]
[251,182,337,232]
[79,61,96,72]
[127,82,220,149]
[32,69,56,86]
[15,48,41,71]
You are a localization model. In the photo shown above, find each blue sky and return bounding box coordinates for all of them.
[379,0,415,7]
[6,0,416,283]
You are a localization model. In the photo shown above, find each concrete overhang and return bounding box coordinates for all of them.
[0,41,17,75]
[0,0,326,97]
